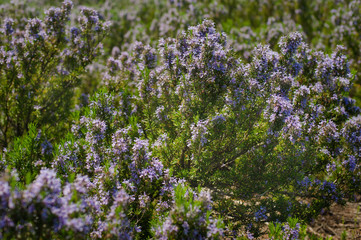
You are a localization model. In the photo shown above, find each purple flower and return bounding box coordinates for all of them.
[41,139,53,155]
[265,95,293,122]
[279,32,303,56]
[26,18,46,40]
[342,155,357,172]
[2,18,14,35]
[254,206,267,222]
[24,169,61,201]
[0,181,10,209]
[188,119,209,147]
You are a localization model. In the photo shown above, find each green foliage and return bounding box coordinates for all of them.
[4,123,53,183]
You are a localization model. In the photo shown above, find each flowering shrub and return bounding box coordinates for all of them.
[1,0,361,238]
[0,90,224,239]
[104,20,361,235]
[0,0,109,149]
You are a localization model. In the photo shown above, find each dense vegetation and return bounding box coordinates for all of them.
[0,0,361,239]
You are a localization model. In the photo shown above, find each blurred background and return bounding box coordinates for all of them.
[1,0,360,104]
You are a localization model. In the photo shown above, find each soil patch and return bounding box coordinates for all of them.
[307,201,361,239]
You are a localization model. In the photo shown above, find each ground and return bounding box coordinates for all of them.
[307,198,361,239]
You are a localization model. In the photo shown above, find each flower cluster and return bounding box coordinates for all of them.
[0,169,93,238]
[153,184,224,239]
